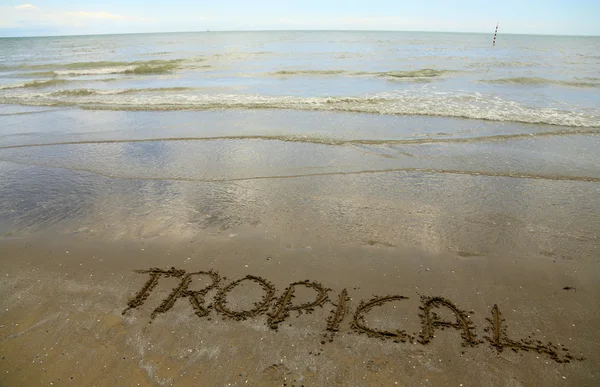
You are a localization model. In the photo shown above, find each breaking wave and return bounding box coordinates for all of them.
[49,87,194,96]
[0,79,69,90]
[5,59,183,77]
[1,90,598,127]
[54,62,180,76]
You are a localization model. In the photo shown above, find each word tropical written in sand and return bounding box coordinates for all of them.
[122,267,584,364]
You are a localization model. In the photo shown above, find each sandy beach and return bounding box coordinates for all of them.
[1,223,599,386]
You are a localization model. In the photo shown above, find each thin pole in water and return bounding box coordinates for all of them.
[493,23,499,45]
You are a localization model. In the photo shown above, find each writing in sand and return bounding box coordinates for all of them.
[122,267,584,364]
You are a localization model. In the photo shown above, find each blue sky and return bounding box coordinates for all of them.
[1,1,598,37]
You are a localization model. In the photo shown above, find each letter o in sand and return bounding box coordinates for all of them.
[214,275,276,320]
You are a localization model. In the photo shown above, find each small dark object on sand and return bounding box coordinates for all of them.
[562,286,576,292]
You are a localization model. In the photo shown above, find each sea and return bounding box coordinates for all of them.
[0,31,599,125]
[0,31,599,258]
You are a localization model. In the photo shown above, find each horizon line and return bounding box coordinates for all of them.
[1,29,599,39]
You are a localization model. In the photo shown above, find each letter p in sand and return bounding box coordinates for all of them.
[268,280,329,330]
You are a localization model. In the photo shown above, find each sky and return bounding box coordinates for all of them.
[0,0,599,37]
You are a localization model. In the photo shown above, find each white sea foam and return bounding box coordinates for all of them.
[54,66,138,76]
[2,90,598,128]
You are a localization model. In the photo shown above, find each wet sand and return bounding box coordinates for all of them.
[1,109,599,386]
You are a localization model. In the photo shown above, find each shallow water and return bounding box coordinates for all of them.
[0,108,598,261]
[0,32,599,260]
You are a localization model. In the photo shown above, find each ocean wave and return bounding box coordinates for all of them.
[0,79,69,90]
[13,59,182,70]
[484,77,600,88]
[21,71,64,78]
[271,68,449,79]
[379,69,448,78]
[5,59,183,77]
[49,87,194,96]
[54,62,179,76]
[1,91,598,127]
[49,89,124,97]
[53,66,138,76]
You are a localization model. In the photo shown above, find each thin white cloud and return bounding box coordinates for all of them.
[15,4,39,10]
